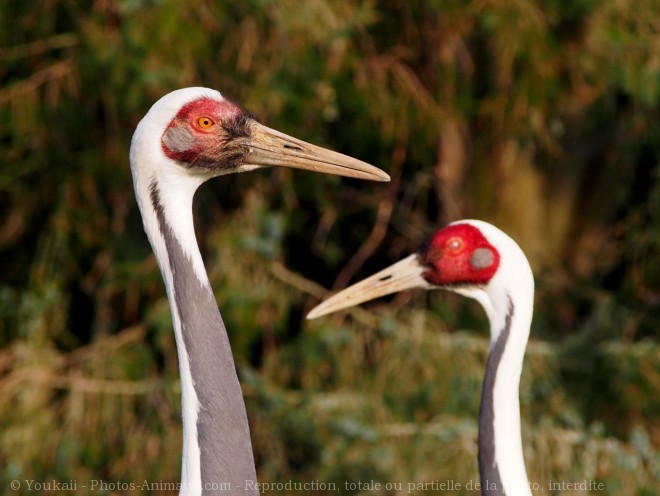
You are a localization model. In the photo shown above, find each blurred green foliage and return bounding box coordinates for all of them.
[0,0,658,494]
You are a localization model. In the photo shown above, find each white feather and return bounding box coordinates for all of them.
[450,220,534,496]
[130,88,227,495]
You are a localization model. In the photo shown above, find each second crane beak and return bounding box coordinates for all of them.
[307,254,430,319]
[244,123,390,182]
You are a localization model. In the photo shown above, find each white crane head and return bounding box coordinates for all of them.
[130,87,390,289]
[307,220,534,329]
[130,87,389,185]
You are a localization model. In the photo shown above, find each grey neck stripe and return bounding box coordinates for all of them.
[478,296,514,496]
[150,182,258,495]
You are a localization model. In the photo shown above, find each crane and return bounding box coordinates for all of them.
[130,87,389,495]
[308,220,534,496]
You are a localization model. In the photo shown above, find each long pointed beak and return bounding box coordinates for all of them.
[244,122,390,182]
[307,254,430,319]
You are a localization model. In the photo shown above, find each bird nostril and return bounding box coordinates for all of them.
[283,144,303,151]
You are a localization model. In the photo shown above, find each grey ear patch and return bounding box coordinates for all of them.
[162,126,195,152]
[470,247,495,269]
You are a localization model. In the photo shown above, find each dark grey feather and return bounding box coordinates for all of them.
[151,182,258,495]
[470,247,495,269]
[162,126,196,153]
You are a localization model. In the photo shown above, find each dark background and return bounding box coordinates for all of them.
[1,1,658,494]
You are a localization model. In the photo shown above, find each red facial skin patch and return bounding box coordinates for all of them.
[418,223,500,286]
[161,98,253,170]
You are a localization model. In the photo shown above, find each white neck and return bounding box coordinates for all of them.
[131,121,206,491]
[130,91,258,495]
[481,289,533,496]
[454,221,534,496]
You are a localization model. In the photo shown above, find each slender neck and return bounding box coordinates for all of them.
[138,175,257,495]
[478,294,532,496]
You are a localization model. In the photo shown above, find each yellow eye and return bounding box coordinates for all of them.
[197,116,215,129]
[446,237,464,253]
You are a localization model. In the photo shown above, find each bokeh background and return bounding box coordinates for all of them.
[1,1,659,494]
